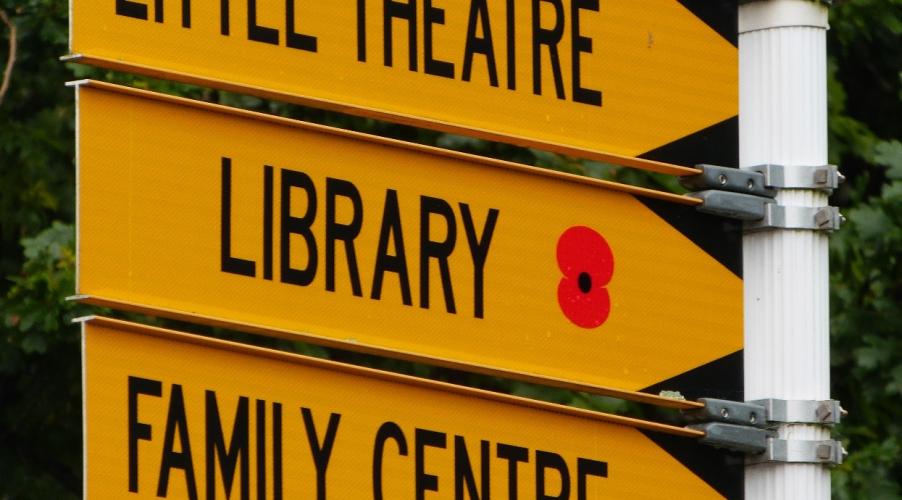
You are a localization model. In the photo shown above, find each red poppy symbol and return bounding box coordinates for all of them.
[556,226,614,329]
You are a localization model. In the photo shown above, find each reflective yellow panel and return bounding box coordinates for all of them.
[76,82,741,393]
[83,317,723,499]
[70,0,736,161]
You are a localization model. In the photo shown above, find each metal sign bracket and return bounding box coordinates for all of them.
[746,438,847,466]
[744,164,844,193]
[684,398,847,466]
[750,398,846,425]
[681,164,776,197]
[683,164,845,232]
[688,422,773,454]
[744,204,845,232]
[686,190,772,221]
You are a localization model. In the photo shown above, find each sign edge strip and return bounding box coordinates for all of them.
[80,321,88,500]
[84,315,704,436]
[65,57,702,178]
[77,297,703,412]
[71,79,701,206]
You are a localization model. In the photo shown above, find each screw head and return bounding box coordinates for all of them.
[720,407,730,419]
[749,412,758,425]
[816,402,834,422]
[718,174,727,185]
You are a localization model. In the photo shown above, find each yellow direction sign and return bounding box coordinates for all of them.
[75,81,741,399]
[82,316,723,499]
[69,0,736,168]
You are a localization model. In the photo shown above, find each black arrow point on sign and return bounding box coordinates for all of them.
[677,0,739,47]
[641,351,745,499]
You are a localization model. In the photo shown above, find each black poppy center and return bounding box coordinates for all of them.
[578,272,592,293]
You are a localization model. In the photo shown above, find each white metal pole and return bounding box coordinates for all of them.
[739,0,832,498]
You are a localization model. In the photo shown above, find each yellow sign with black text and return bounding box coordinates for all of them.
[69,0,736,162]
[82,317,723,499]
[75,81,741,395]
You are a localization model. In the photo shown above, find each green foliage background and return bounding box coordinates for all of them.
[0,0,899,497]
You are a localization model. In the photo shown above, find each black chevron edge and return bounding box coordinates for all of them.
[642,350,744,409]
[636,116,742,278]
[639,351,745,500]
[677,0,738,47]
[630,35,743,493]
[636,196,743,278]
[626,205,743,496]
[639,427,745,499]
[640,116,739,171]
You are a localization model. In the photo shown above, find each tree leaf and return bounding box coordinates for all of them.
[874,140,902,179]
[849,205,891,240]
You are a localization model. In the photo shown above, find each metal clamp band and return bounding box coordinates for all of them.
[688,398,847,465]
[751,399,845,425]
[747,438,846,466]
[744,204,844,232]
[690,424,846,465]
[744,164,844,192]
[684,398,845,426]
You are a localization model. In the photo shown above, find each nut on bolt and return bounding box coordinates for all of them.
[816,402,832,422]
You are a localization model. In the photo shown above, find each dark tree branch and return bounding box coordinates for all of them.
[0,9,17,108]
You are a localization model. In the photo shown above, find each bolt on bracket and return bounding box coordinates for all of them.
[682,163,845,196]
[689,424,847,465]
[684,164,846,230]
[683,398,768,428]
[684,398,845,427]
[681,164,776,198]
[685,398,848,465]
